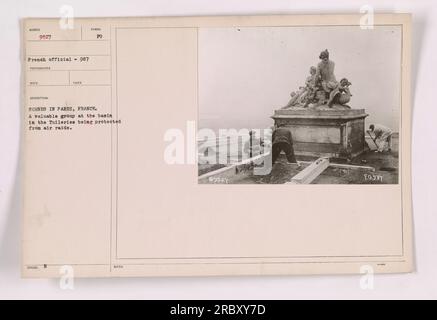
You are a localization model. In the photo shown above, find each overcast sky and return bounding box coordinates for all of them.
[199,25,401,133]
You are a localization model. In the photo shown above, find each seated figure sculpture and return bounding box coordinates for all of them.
[315,49,338,94]
[283,49,353,109]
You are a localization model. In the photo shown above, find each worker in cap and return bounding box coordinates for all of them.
[368,124,393,153]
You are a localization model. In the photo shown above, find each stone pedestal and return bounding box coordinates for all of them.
[272,108,368,159]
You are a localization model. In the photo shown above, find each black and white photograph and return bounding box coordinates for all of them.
[198,26,402,184]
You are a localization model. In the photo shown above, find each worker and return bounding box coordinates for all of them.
[272,124,298,165]
[368,124,393,153]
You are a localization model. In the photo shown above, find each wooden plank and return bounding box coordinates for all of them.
[299,160,376,172]
[198,152,270,183]
[287,157,329,184]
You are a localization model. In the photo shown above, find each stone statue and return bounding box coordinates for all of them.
[282,66,317,109]
[327,78,352,107]
[282,49,353,109]
[315,49,338,93]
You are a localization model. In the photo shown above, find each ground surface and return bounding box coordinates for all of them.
[198,135,399,184]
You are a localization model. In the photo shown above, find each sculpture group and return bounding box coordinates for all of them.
[283,49,353,109]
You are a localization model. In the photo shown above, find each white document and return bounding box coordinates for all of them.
[22,14,413,277]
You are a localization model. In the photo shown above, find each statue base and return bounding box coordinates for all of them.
[272,107,368,159]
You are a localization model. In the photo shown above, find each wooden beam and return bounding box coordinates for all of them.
[299,161,375,172]
[198,153,270,183]
[287,158,329,184]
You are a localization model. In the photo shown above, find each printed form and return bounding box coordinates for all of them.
[22,15,413,278]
